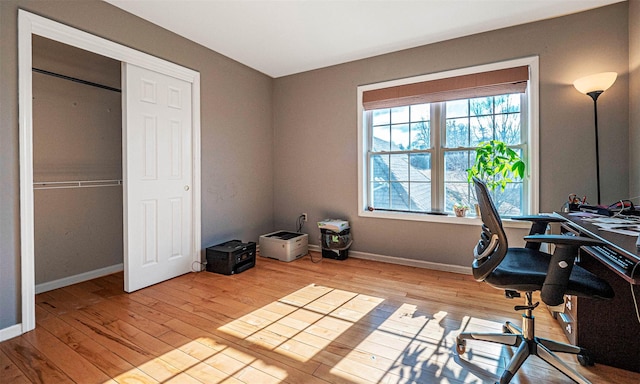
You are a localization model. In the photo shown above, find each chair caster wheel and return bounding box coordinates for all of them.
[455,337,466,355]
[578,353,594,366]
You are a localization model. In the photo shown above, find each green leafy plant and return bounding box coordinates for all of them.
[453,202,469,209]
[466,140,526,191]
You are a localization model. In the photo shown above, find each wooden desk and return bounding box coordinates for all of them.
[556,212,640,373]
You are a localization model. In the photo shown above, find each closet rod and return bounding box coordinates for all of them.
[33,179,123,190]
[32,68,121,93]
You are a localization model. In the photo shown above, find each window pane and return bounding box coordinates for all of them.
[410,104,430,121]
[444,150,474,213]
[390,182,410,210]
[495,113,521,144]
[391,124,410,150]
[372,181,390,209]
[468,193,478,217]
[371,154,390,181]
[470,96,493,116]
[446,99,468,118]
[372,109,390,125]
[495,94,520,114]
[410,182,431,211]
[470,116,493,146]
[444,182,473,213]
[494,183,523,216]
[391,106,410,124]
[445,118,469,147]
[410,121,430,149]
[409,153,431,181]
[372,125,390,152]
[444,151,471,181]
[390,154,409,182]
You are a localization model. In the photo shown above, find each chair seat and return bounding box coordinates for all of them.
[483,248,615,299]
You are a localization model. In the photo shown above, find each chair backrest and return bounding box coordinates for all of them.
[472,177,509,281]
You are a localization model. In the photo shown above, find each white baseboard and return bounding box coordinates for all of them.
[308,245,472,275]
[0,323,23,342]
[35,263,124,294]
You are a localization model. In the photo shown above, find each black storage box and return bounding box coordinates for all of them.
[321,248,349,260]
[205,240,256,275]
[320,228,352,260]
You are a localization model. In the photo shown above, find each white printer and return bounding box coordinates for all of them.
[259,231,309,262]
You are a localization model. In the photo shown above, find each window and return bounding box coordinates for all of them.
[357,58,539,223]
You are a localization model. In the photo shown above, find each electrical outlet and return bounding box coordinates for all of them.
[302,213,308,222]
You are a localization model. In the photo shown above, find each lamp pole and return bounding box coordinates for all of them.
[587,90,603,205]
[574,72,616,206]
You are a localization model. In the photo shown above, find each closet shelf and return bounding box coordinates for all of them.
[33,179,122,190]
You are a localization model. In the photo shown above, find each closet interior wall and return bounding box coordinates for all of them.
[32,36,123,291]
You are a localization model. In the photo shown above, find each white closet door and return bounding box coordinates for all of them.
[123,63,193,292]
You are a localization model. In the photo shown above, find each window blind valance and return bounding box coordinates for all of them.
[362,66,529,110]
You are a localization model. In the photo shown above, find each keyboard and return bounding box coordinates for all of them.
[584,245,637,276]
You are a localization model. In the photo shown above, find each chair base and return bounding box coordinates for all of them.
[456,303,593,383]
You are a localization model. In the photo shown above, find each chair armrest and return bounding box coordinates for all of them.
[515,216,567,251]
[524,235,603,306]
[523,234,603,247]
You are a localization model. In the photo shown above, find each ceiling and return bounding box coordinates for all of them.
[105,0,623,78]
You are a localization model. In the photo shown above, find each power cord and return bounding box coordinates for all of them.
[192,260,206,272]
[296,214,305,233]
[310,250,322,263]
[294,214,322,263]
[629,261,640,325]
[609,199,636,218]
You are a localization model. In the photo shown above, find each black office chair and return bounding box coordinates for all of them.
[455,177,614,384]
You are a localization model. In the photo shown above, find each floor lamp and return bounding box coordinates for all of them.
[573,72,617,205]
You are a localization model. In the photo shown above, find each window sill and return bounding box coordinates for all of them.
[358,210,532,229]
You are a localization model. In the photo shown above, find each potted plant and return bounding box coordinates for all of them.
[453,202,469,217]
[466,139,526,215]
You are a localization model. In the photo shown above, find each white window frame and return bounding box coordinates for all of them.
[357,56,539,227]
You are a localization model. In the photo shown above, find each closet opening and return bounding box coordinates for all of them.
[32,35,124,294]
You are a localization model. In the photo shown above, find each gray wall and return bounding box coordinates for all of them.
[0,0,274,328]
[630,1,640,198]
[33,36,123,285]
[272,3,630,265]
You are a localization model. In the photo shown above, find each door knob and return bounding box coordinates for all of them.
[184,185,190,191]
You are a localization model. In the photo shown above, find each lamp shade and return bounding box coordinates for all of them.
[573,72,617,94]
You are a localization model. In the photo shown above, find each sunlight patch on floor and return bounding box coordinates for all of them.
[217,284,384,366]
[328,310,506,383]
[107,333,289,383]
[109,283,509,383]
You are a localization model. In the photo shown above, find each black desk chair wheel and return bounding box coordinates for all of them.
[455,178,614,384]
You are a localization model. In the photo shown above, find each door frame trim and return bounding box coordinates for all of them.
[18,10,202,333]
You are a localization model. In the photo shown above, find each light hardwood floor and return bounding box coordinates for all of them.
[1,252,639,383]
